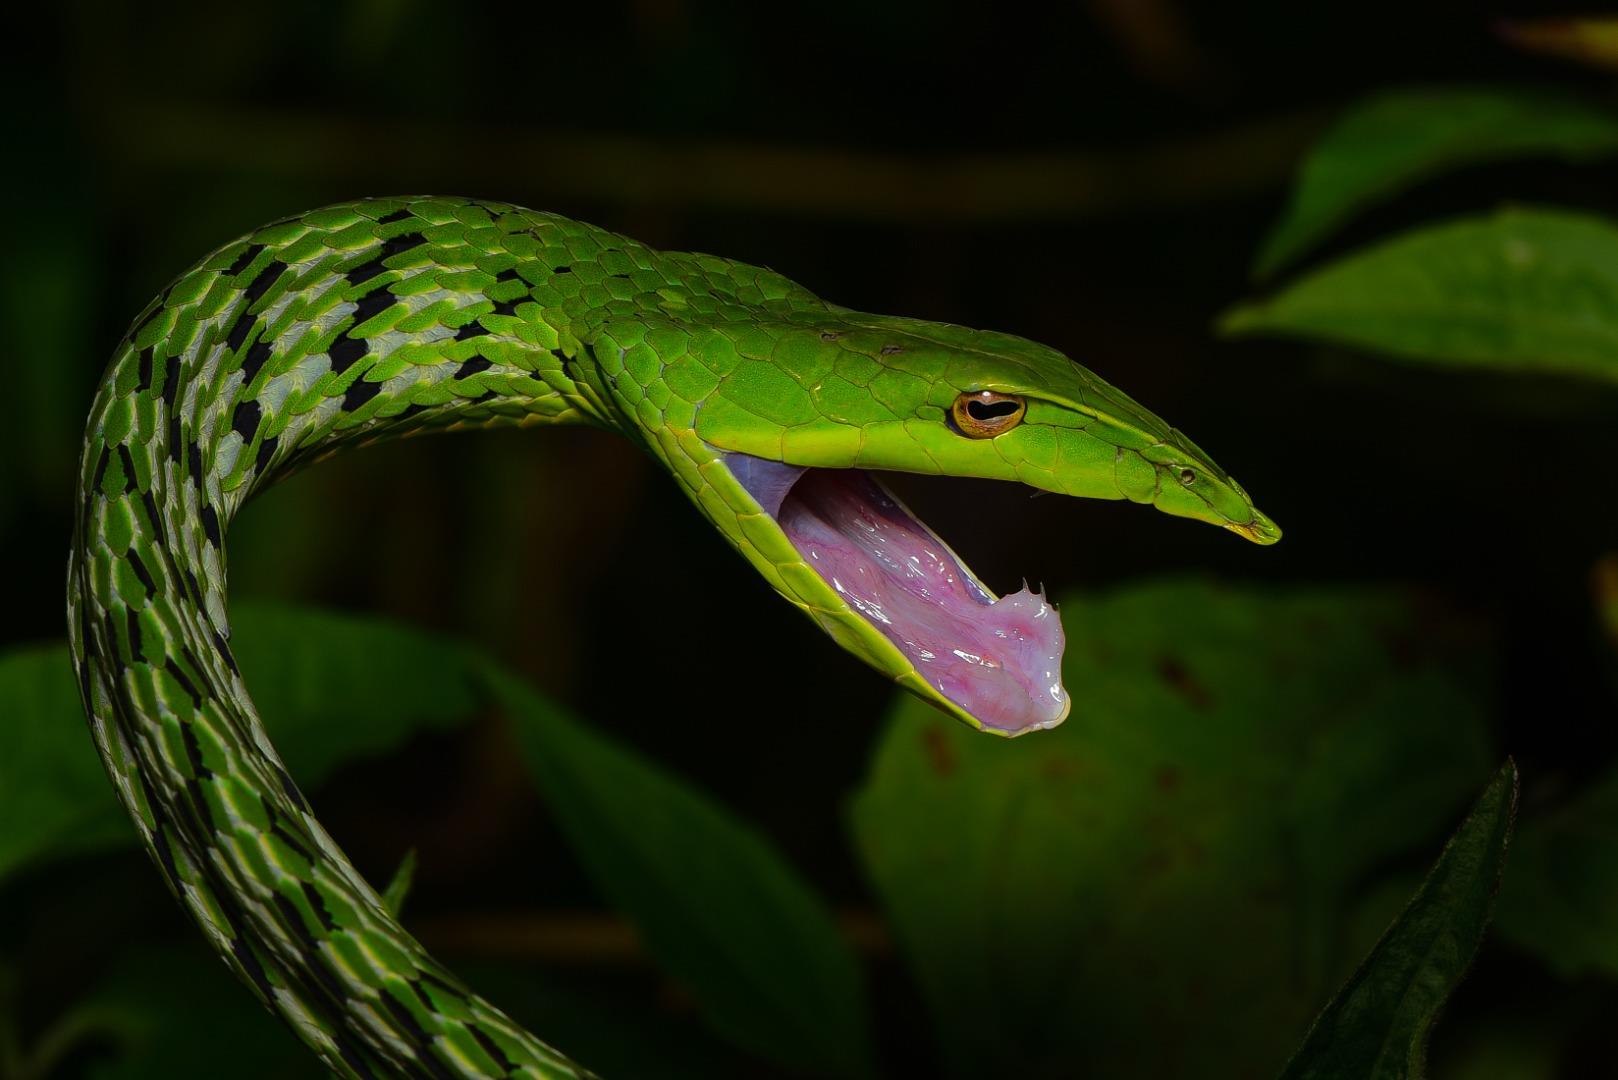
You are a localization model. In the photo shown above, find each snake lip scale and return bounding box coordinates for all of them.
[69,197,1279,1078]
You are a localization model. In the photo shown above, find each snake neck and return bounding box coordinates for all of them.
[67,198,665,1079]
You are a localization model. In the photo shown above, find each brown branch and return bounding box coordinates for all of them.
[416,909,891,965]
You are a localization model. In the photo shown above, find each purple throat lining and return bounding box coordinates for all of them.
[723,451,1069,734]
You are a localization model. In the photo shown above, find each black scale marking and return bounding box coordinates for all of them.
[161,353,180,401]
[468,1026,519,1075]
[255,435,279,475]
[102,612,128,677]
[232,400,262,442]
[115,444,138,495]
[343,379,382,411]
[224,313,257,356]
[271,891,319,943]
[225,244,265,277]
[346,257,392,286]
[126,551,157,596]
[165,659,202,708]
[240,340,274,385]
[140,490,167,547]
[351,287,399,327]
[298,881,337,933]
[125,607,144,662]
[241,264,281,308]
[330,336,369,373]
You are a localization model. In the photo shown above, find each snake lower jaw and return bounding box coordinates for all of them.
[721,453,1071,735]
[1224,512,1284,545]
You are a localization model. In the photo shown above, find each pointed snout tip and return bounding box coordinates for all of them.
[1225,511,1282,546]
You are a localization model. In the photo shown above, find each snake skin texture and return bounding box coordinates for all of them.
[67,197,756,1078]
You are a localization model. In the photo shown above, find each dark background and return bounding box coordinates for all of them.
[3,2,1617,1077]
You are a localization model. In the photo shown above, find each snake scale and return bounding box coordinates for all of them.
[67,197,1277,1078]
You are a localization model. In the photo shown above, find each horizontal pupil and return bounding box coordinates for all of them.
[967,399,1020,420]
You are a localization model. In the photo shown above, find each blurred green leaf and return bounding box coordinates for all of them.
[80,946,756,1080]
[1255,88,1618,276]
[1435,1029,1562,1080]
[0,645,131,882]
[1280,760,1518,1080]
[1226,208,1618,385]
[229,604,479,785]
[63,938,762,1080]
[1494,767,1618,978]
[485,667,872,1079]
[850,579,1494,1080]
[6,604,873,1074]
[465,963,767,1080]
[1429,987,1583,1080]
[0,604,480,885]
[77,946,314,1080]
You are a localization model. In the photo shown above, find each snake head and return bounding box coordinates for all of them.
[590,311,1278,737]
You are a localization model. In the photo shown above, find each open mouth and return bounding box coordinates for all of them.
[725,453,1069,735]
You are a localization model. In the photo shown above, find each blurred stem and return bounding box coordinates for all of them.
[1497,17,1618,71]
[0,962,126,1080]
[14,1008,121,1080]
[418,909,890,965]
[12,1003,127,1080]
[90,100,1327,223]
[0,962,20,1080]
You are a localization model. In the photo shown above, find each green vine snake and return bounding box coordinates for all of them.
[67,197,1279,1078]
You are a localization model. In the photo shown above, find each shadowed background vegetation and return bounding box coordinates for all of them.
[2,3,1616,1077]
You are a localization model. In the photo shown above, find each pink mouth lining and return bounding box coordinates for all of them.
[726,454,1069,734]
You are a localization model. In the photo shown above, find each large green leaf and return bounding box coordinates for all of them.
[0,645,132,880]
[228,603,480,784]
[1255,88,1618,276]
[486,667,872,1079]
[70,944,758,1080]
[850,579,1495,1080]
[0,604,480,884]
[466,963,779,1080]
[1494,766,1618,978]
[77,948,312,1080]
[1280,761,1518,1080]
[1226,208,1618,385]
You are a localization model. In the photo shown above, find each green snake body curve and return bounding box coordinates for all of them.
[68,197,1277,1078]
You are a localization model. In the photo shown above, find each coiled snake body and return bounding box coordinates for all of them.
[68,197,1277,1077]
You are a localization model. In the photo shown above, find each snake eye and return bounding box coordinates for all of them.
[951,391,1026,439]
[1180,468,1196,485]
